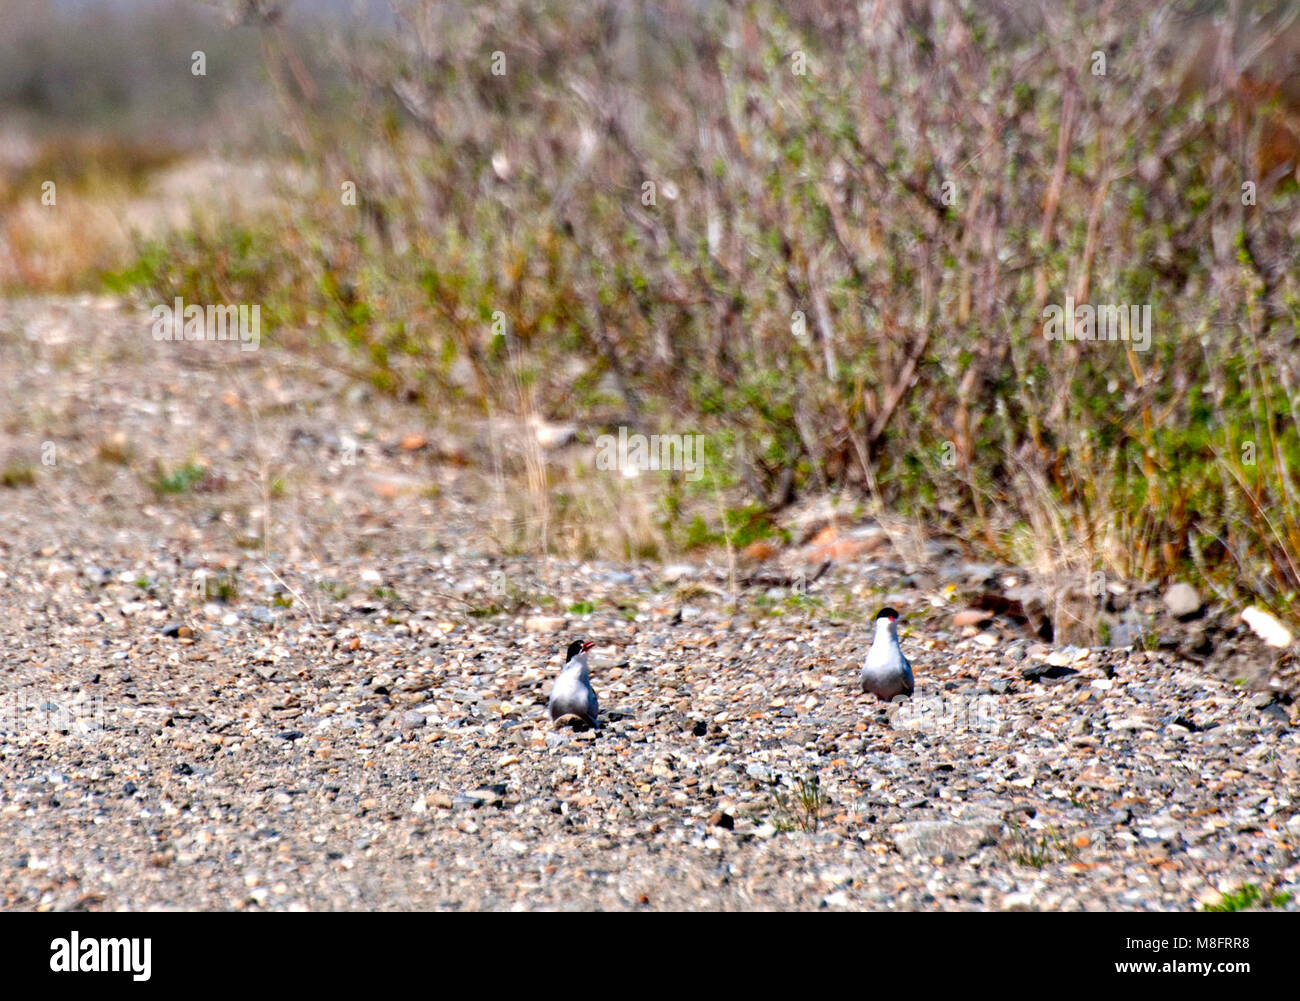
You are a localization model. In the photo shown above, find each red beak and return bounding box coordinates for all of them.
[581,641,595,652]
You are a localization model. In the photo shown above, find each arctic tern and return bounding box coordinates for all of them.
[859,607,915,702]
[549,639,600,728]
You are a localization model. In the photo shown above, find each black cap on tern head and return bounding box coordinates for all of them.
[565,639,594,660]
[875,607,900,622]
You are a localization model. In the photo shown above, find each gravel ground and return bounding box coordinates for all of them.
[1,297,1297,911]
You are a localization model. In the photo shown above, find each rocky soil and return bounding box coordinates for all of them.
[1,296,1297,911]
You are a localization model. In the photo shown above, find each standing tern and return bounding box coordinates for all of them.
[860,607,914,702]
[549,639,600,729]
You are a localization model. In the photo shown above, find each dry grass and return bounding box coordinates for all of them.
[10,0,1300,609]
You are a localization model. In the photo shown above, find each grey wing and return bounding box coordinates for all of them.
[586,687,600,728]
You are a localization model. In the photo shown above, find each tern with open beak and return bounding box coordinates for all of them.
[549,639,600,728]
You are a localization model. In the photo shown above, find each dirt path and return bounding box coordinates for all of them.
[0,296,1296,911]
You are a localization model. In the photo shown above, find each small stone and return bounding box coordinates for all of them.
[400,711,427,730]
[1107,621,1144,647]
[708,809,735,830]
[468,784,507,807]
[1197,888,1224,908]
[745,763,773,783]
[953,609,991,628]
[525,615,566,633]
[1262,703,1290,726]
[83,566,111,586]
[1162,583,1202,619]
[531,419,576,449]
[1022,662,1077,682]
[1241,606,1293,648]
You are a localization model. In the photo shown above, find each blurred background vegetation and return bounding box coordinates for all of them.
[2,0,1298,613]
